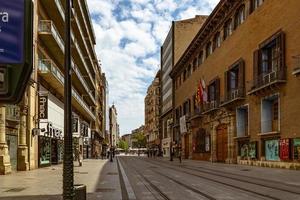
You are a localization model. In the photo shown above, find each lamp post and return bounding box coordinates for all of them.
[63,0,74,199]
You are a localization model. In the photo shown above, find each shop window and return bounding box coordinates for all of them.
[250,0,264,13]
[234,5,245,29]
[206,42,212,58]
[236,106,248,137]
[261,95,279,133]
[239,141,257,159]
[198,51,204,66]
[223,19,232,40]
[213,32,221,50]
[264,139,279,161]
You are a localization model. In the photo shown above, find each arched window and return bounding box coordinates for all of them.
[187,64,192,77]
[224,19,232,40]
[206,42,212,58]
[193,58,197,71]
[250,0,264,13]
[198,51,204,66]
[213,32,221,50]
[234,5,245,29]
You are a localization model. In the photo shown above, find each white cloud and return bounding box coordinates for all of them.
[87,0,220,134]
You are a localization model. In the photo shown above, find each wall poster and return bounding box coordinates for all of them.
[279,138,290,160]
[293,138,300,161]
[265,139,279,161]
[248,142,257,159]
[39,136,51,166]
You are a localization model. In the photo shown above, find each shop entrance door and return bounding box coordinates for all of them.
[184,134,189,159]
[216,125,228,162]
[6,134,18,170]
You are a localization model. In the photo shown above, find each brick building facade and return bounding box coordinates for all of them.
[170,0,300,169]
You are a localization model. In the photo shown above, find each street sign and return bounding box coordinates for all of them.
[0,0,33,104]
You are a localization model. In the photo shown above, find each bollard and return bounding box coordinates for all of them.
[74,184,86,200]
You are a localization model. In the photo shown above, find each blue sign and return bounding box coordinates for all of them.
[0,0,25,64]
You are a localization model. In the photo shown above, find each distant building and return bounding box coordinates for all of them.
[109,105,118,147]
[145,71,161,151]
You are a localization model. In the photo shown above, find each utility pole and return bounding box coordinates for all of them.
[63,0,74,199]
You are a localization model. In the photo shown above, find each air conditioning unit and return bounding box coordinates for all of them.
[210,101,217,109]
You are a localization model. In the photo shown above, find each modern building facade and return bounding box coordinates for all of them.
[145,71,161,152]
[0,0,106,174]
[160,16,207,158]
[170,0,300,169]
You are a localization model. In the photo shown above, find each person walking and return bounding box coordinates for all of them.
[78,149,83,167]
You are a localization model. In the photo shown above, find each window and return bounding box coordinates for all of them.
[208,83,216,102]
[250,0,264,13]
[253,32,285,88]
[225,60,245,101]
[193,129,208,153]
[236,106,249,137]
[224,19,232,40]
[206,42,212,58]
[213,32,221,50]
[261,95,279,133]
[183,69,187,81]
[187,65,192,77]
[193,58,197,71]
[234,5,245,29]
[198,51,204,66]
[183,99,190,116]
[229,66,239,91]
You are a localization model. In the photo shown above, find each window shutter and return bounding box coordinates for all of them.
[253,50,259,87]
[238,60,245,94]
[249,0,254,14]
[215,78,220,104]
[224,71,228,101]
[278,32,286,77]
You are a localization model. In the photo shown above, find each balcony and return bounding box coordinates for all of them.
[38,20,65,65]
[40,0,65,34]
[202,100,219,114]
[248,70,286,95]
[221,87,245,107]
[38,59,95,121]
[6,105,20,123]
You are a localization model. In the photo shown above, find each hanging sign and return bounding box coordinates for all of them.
[38,95,48,119]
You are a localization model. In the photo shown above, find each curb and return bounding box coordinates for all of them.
[117,157,136,200]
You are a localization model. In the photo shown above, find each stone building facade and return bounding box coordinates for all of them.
[145,71,161,152]
[170,0,300,169]
[0,0,106,174]
[109,105,118,148]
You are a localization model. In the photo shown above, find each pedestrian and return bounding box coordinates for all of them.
[112,148,115,158]
[107,150,110,159]
[78,149,83,167]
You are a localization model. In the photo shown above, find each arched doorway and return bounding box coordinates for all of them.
[216,124,228,162]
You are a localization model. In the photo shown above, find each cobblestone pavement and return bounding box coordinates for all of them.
[0,158,122,200]
[118,156,300,200]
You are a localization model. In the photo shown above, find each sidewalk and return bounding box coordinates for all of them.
[0,158,122,200]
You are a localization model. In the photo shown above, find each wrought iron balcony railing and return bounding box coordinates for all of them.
[6,105,20,122]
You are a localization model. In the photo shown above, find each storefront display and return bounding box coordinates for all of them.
[248,142,257,159]
[293,138,300,161]
[240,143,248,159]
[279,138,290,160]
[265,139,279,161]
[39,136,51,166]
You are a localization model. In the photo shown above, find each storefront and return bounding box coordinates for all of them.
[162,137,171,157]
[38,88,64,167]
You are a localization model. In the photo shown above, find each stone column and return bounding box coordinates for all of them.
[0,105,11,174]
[210,123,217,162]
[17,99,29,171]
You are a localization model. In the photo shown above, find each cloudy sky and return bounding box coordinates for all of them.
[87,0,220,135]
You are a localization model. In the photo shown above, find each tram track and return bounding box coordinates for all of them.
[120,156,218,200]
[144,158,300,196]
[141,158,289,200]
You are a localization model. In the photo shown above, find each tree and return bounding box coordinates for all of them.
[132,132,147,148]
[118,140,129,151]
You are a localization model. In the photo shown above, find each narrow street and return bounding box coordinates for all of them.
[118,156,300,200]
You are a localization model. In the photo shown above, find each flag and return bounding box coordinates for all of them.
[201,79,208,103]
[196,80,202,104]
